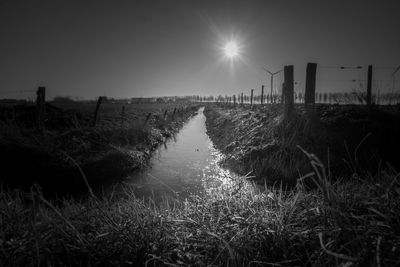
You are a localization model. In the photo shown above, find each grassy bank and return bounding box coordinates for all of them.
[0,102,199,196]
[204,103,400,185]
[1,160,400,266]
[1,103,400,266]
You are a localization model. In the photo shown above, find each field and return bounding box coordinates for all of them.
[1,101,400,266]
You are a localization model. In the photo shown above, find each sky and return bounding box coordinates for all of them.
[0,0,399,100]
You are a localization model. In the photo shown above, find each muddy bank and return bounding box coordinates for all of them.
[204,104,400,185]
[0,103,200,196]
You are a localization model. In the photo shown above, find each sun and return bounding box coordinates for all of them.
[224,41,239,58]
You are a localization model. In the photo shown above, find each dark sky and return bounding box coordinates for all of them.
[1,0,399,99]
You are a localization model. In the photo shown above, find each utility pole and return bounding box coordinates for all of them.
[263,68,283,104]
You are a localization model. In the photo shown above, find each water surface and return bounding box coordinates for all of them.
[126,107,248,201]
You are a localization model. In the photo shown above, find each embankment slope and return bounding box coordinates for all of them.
[205,104,400,185]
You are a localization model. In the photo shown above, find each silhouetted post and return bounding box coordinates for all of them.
[367,65,373,106]
[36,86,46,133]
[233,94,236,106]
[284,65,294,120]
[261,85,264,105]
[250,89,254,108]
[92,96,104,127]
[241,92,244,105]
[305,63,317,114]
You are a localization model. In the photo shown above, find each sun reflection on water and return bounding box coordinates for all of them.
[125,107,255,202]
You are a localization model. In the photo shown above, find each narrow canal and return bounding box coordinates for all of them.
[125,107,250,201]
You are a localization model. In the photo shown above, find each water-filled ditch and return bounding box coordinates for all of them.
[125,107,252,201]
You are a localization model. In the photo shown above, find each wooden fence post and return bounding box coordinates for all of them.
[261,85,264,105]
[36,86,46,133]
[250,89,254,108]
[233,94,236,106]
[241,92,243,105]
[284,65,294,120]
[367,65,373,106]
[92,96,104,127]
[305,63,317,114]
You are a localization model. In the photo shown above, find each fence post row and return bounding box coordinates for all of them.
[36,86,46,133]
[194,62,378,108]
[283,65,294,120]
[305,63,317,114]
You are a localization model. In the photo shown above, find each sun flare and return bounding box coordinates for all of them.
[224,41,239,58]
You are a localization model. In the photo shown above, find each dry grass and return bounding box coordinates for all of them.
[1,155,400,266]
[1,102,400,266]
[0,103,200,195]
[204,103,400,186]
